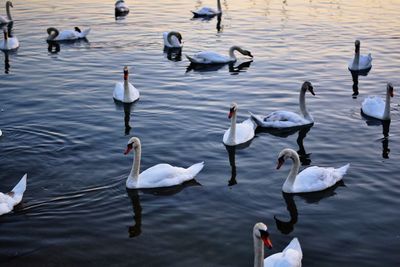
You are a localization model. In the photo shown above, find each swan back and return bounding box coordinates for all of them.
[163,31,182,48]
[113,66,140,103]
[361,83,394,120]
[0,174,27,216]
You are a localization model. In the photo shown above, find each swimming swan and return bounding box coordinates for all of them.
[192,0,222,17]
[348,40,372,71]
[186,46,253,64]
[361,83,394,121]
[113,66,140,103]
[46,27,90,42]
[163,31,183,48]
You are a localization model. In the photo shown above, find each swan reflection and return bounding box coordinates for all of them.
[164,47,182,62]
[186,60,253,74]
[349,68,371,98]
[362,116,391,159]
[113,100,135,135]
[224,139,253,186]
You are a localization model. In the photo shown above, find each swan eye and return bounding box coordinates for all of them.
[259,229,269,237]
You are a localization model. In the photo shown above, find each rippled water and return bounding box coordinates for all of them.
[1,0,400,266]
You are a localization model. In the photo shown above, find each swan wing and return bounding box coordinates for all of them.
[263,238,302,267]
[250,111,310,128]
[223,119,255,145]
[163,32,181,48]
[0,174,27,216]
[0,15,10,24]
[113,82,140,103]
[56,30,79,40]
[348,53,372,70]
[187,51,231,64]
[79,28,91,38]
[361,96,385,119]
[193,7,219,16]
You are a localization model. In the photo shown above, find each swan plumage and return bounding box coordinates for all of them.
[47,27,90,42]
[0,28,18,51]
[0,1,13,24]
[113,66,140,103]
[223,102,256,146]
[192,0,221,17]
[348,40,372,71]
[124,137,204,189]
[250,81,315,129]
[277,148,349,193]
[115,0,129,15]
[361,83,394,121]
[186,46,253,64]
[0,174,27,216]
[163,31,183,48]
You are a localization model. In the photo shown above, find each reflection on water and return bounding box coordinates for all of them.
[164,47,182,61]
[362,116,391,159]
[350,68,371,98]
[186,60,253,74]
[3,51,10,73]
[225,145,237,186]
[47,42,60,54]
[114,100,135,135]
[127,189,142,238]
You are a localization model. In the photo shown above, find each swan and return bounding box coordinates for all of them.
[0,174,27,216]
[186,46,253,64]
[115,0,129,16]
[192,0,221,17]
[276,148,349,193]
[361,83,394,121]
[0,28,19,51]
[113,66,140,103]
[0,1,13,24]
[223,102,257,146]
[348,40,372,71]
[163,31,183,48]
[46,27,90,42]
[253,222,302,267]
[0,129,2,136]
[124,137,204,189]
[250,81,315,129]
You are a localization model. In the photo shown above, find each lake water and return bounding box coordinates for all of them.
[1,0,399,266]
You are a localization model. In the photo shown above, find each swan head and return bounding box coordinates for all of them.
[355,40,360,53]
[74,27,82,33]
[253,222,273,249]
[6,1,13,8]
[387,83,394,97]
[242,49,253,58]
[277,148,298,169]
[47,27,59,41]
[228,102,238,118]
[302,81,315,95]
[124,137,141,155]
[123,66,129,80]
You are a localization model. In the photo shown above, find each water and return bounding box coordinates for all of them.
[1,0,399,266]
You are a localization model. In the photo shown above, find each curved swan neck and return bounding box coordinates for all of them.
[6,2,12,21]
[228,109,237,143]
[129,143,141,182]
[383,87,391,120]
[253,235,264,267]
[167,31,181,45]
[283,151,301,190]
[217,0,222,12]
[299,86,312,121]
[229,46,242,60]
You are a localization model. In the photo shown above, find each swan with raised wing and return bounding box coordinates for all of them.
[361,83,394,121]
[253,222,302,267]
[113,66,140,103]
[192,0,222,17]
[0,174,27,216]
[0,1,13,24]
[250,81,315,129]
[46,27,90,42]
[186,46,253,64]
[348,40,372,71]
[276,148,349,193]
[163,31,183,48]
[0,28,18,51]
[124,137,204,189]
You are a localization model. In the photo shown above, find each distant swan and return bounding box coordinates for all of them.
[0,1,13,24]
[163,31,183,48]
[348,40,372,71]
[250,81,315,129]
[192,0,222,17]
[113,66,140,103]
[223,102,257,146]
[361,83,394,121]
[253,222,302,267]
[276,148,349,193]
[0,28,19,51]
[0,174,27,216]
[115,0,129,16]
[46,27,90,42]
[186,46,253,64]
[124,137,204,189]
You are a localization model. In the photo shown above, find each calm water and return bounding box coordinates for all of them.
[1,0,400,266]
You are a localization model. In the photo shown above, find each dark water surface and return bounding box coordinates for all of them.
[1,0,400,266]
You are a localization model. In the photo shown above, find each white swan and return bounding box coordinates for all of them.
[0,174,27,216]
[115,0,129,15]
[0,1,13,24]
[163,31,183,48]
[276,148,349,193]
[223,102,257,146]
[186,46,253,64]
[348,40,372,71]
[361,83,394,121]
[0,129,2,136]
[250,81,315,129]
[253,222,302,267]
[46,27,90,42]
[192,0,222,17]
[124,137,204,189]
[0,28,18,51]
[113,66,140,103]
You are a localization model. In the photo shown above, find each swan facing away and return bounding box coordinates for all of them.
[223,102,257,146]
[124,137,204,189]
[277,148,349,193]
[0,28,19,51]
[361,83,394,121]
[163,31,183,48]
[250,81,315,129]
[115,0,129,16]
[0,1,13,24]
[348,40,372,71]
[192,0,221,17]
[113,66,140,103]
[46,27,90,42]
[186,46,253,64]
[0,174,27,216]
[253,222,302,267]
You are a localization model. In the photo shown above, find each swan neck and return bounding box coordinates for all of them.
[253,235,264,267]
[129,144,141,182]
[383,88,391,120]
[299,87,311,121]
[285,152,300,189]
[6,2,12,21]
[217,0,222,11]
[229,46,240,61]
[167,31,181,45]
[352,50,360,69]
[228,111,237,143]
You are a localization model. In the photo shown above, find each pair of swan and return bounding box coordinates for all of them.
[124,137,204,189]
[361,83,394,121]
[0,174,27,216]
[0,27,19,51]
[163,31,183,48]
[113,66,140,103]
[46,27,90,42]
[0,1,13,24]
[186,46,253,64]
[348,40,372,71]
[253,223,302,266]
[115,0,129,16]
[192,0,222,17]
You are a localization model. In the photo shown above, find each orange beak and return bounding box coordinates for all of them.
[261,236,273,249]
[124,144,133,155]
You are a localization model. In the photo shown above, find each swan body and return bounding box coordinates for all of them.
[186,46,253,64]
[163,31,183,48]
[361,83,394,121]
[47,27,90,42]
[277,148,349,193]
[250,82,315,129]
[253,222,302,267]
[192,0,221,17]
[113,66,140,103]
[348,40,372,71]
[0,1,13,24]
[115,0,129,15]
[223,102,256,146]
[0,129,2,136]
[0,174,27,216]
[0,29,18,51]
[124,137,204,189]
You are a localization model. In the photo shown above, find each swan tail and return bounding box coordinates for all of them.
[248,112,264,126]
[336,163,350,177]
[185,54,196,63]
[81,28,91,38]
[11,174,27,196]
[283,237,303,256]
[187,162,205,177]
